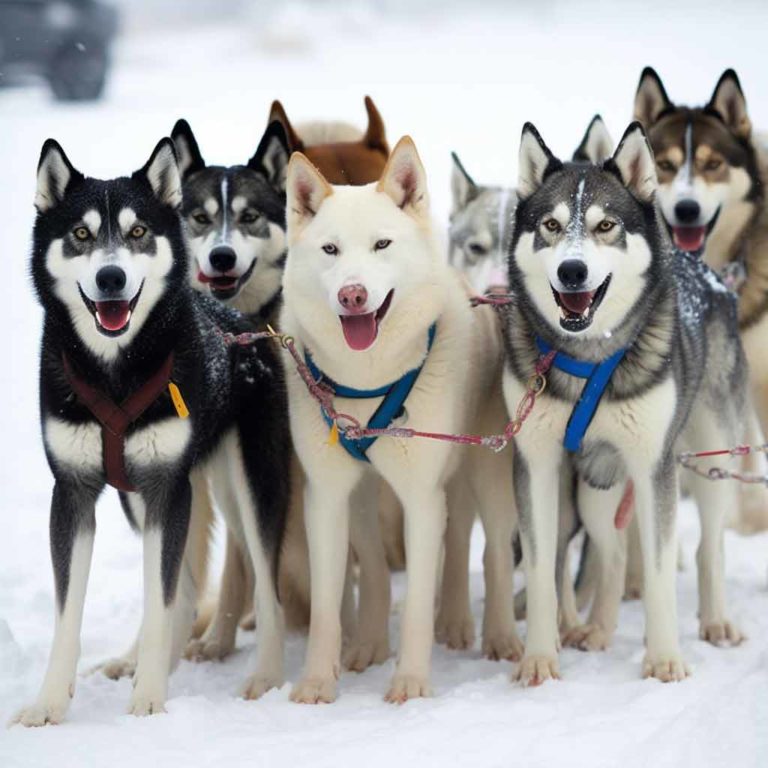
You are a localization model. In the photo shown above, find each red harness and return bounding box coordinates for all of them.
[62,353,175,492]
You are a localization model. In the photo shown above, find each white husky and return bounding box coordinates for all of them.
[281,136,520,702]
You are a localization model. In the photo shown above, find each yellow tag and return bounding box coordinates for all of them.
[327,422,339,446]
[168,382,190,419]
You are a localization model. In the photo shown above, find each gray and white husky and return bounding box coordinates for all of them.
[503,120,747,685]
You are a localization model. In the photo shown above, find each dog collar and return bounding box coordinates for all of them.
[305,323,437,462]
[62,353,177,491]
[535,337,626,453]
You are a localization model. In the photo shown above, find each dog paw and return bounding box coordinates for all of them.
[240,673,282,700]
[239,612,256,632]
[342,636,390,672]
[516,655,560,686]
[290,676,337,704]
[93,656,136,680]
[561,623,611,652]
[699,620,746,647]
[128,687,167,717]
[435,612,476,650]
[12,696,71,728]
[482,630,524,661]
[384,673,432,703]
[642,653,691,683]
[185,636,234,663]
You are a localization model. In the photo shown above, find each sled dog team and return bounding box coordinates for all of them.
[14,67,768,726]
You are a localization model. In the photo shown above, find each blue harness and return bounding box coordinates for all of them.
[535,337,627,453]
[305,324,437,462]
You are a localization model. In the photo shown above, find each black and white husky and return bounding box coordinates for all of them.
[503,121,748,685]
[14,138,290,725]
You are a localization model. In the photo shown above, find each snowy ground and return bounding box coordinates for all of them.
[2,2,768,766]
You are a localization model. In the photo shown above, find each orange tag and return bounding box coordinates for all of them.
[327,422,339,446]
[168,382,190,419]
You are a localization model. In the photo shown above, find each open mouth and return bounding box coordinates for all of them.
[339,289,394,351]
[197,258,256,300]
[79,282,144,337]
[551,275,611,333]
[669,208,720,253]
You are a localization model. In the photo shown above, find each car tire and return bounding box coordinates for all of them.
[49,41,108,101]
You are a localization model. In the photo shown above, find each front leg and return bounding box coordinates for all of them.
[291,475,356,704]
[130,474,191,716]
[14,479,99,727]
[514,447,562,686]
[633,463,689,682]
[385,487,447,703]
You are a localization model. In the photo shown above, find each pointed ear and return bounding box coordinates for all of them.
[377,136,429,218]
[450,152,478,216]
[286,153,333,235]
[572,115,614,164]
[248,120,291,191]
[707,69,751,139]
[171,119,205,179]
[362,96,389,154]
[35,139,83,212]
[517,123,561,201]
[609,122,657,203]
[134,138,182,209]
[269,100,303,152]
[633,67,672,126]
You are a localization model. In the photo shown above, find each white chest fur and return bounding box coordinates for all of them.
[44,416,191,474]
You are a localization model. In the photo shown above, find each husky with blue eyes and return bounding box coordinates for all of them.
[503,121,749,686]
[14,138,290,725]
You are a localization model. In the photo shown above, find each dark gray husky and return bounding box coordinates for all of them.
[502,121,747,686]
[14,138,290,725]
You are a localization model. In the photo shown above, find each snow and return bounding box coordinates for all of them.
[2,2,768,766]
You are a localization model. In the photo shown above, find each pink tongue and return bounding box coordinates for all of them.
[673,226,706,252]
[95,300,131,331]
[340,313,378,351]
[559,291,594,315]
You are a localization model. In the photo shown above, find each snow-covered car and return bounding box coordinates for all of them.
[0,0,118,100]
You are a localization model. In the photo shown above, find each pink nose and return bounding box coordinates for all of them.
[337,283,368,313]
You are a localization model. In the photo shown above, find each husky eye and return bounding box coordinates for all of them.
[240,210,259,224]
[129,225,147,239]
[704,158,722,172]
[597,219,616,233]
[468,242,487,256]
[193,213,210,225]
[73,226,90,241]
[374,239,392,251]
[657,159,676,173]
[543,218,561,233]
[322,243,339,256]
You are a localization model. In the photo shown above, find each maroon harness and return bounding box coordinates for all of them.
[62,353,175,492]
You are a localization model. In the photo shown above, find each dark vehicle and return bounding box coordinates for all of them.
[0,0,118,101]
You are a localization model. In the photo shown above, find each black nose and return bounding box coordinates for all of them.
[674,199,701,224]
[209,245,236,273]
[557,259,589,290]
[95,265,127,294]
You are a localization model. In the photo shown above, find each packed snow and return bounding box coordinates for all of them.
[2,2,768,766]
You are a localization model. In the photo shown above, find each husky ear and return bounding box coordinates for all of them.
[286,153,333,235]
[707,69,751,139]
[363,96,389,154]
[634,67,672,127]
[269,100,303,152]
[171,119,205,179]
[450,152,478,216]
[517,123,561,201]
[609,122,658,203]
[248,120,291,192]
[572,115,614,164]
[377,136,430,218]
[35,139,83,212]
[135,138,182,209]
